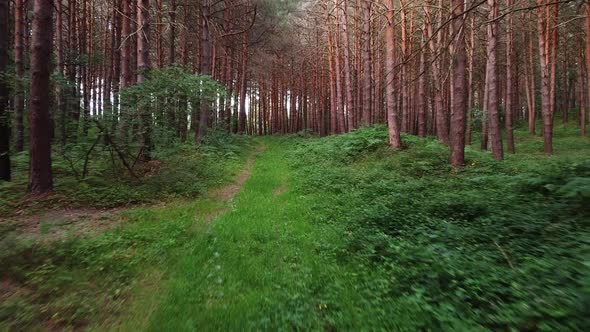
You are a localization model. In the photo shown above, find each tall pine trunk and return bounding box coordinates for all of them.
[0,0,10,181]
[486,0,503,160]
[29,0,54,194]
[384,0,401,149]
[505,0,515,153]
[137,0,152,161]
[13,0,25,152]
[449,0,467,166]
[537,0,554,154]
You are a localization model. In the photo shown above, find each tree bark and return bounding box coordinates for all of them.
[28,0,54,194]
[197,0,212,143]
[239,34,249,134]
[384,0,401,149]
[449,0,467,167]
[137,0,152,161]
[486,0,503,160]
[537,0,554,154]
[13,0,25,152]
[360,0,372,125]
[341,0,355,131]
[585,4,590,136]
[0,0,10,181]
[417,24,427,137]
[505,0,515,153]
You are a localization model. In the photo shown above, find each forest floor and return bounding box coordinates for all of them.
[1,125,589,331]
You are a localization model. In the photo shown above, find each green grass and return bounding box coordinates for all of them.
[0,134,255,331]
[1,124,589,331]
[140,139,358,330]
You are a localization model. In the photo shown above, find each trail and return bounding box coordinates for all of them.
[98,138,353,331]
[105,138,350,331]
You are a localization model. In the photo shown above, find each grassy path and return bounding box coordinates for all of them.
[110,139,349,331]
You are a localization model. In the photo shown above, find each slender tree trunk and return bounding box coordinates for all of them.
[449,0,467,166]
[0,0,10,180]
[486,0,503,160]
[341,0,355,131]
[425,5,449,145]
[169,0,177,65]
[118,0,133,145]
[155,0,163,68]
[417,25,427,137]
[585,4,590,136]
[579,49,586,136]
[197,0,212,143]
[13,0,25,152]
[505,0,515,153]
[29,0,54,194]
[361,0,372,125]
[527,32,537,135]
[239,34,249,134]
[137,0,151,161]
[334,8,345,134]
[466,16,475,144]
[384,0,401,149]
[538,0,554,154]
[328,27,338,135]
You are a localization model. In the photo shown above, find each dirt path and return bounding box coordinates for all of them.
[209,144,265,202]
[0,145,265,242]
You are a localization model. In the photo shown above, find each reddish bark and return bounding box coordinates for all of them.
[360,0,372,125]
[486,0,503,160]
[505,0,515,154]
[537,0,554,154]
[449,0,467,167]
[384,0,401,149]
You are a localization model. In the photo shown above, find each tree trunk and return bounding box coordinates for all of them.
[169,0,177,64]
[579,49,586,136]
[28,0,54,194]
[0,0,10,181]
[505,0,515,153]
[417,25,427,137]
[341,0,355,132]
[486,0,503,160]
[118,0,133,145]
[137,0,151,161]
[384,0,401,149]
[538,0,554,154]
[328,27,338,135]
[466,16,475,144]
[13,0,25,152]
[361,0,372,125]
[585,4,590,136]
[197,0,212,143]
[449,0,467,166]
[239,34,249,134]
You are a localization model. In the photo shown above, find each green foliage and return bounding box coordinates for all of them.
[0,134,254,330]
[288,125,590,331]
[120,66,225,116]
[0,128,253,215]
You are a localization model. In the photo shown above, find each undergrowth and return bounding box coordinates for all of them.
[0,131,254,330]
[289,125,590,331]
[0,129,252,216]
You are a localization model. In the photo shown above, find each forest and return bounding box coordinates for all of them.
[0,0,589,330]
